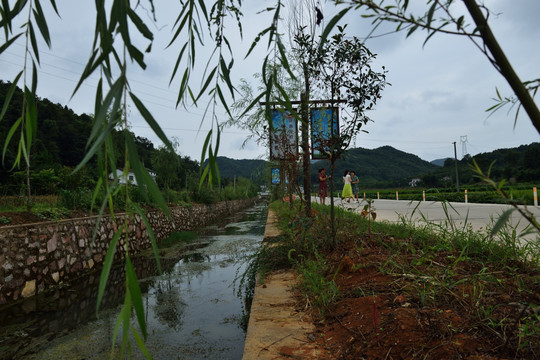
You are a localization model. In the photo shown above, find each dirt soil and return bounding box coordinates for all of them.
[297,240,540,360]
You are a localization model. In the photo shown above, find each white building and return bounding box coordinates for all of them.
[409,178,421,187]
[109,168,156,186]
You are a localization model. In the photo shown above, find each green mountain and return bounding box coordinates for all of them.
[434,143,540,185]
[213,157,268,183]
[431,158,450,167]
[312,146,439,188]
[216,142,539,189]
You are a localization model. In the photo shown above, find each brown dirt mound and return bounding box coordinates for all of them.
[298,241,540,360]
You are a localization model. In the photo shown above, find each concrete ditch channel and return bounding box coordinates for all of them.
[242,209,325,359]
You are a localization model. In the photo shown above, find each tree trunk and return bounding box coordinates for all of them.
[330,160,336,244]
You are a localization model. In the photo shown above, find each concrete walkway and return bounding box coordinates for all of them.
[242,210,325,359]
[313,196,540,241]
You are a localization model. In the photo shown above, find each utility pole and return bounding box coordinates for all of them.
[453,141,460,192]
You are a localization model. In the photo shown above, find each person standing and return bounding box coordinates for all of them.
[342,170,354,203]
[318,168,329,205]
[350,170,360,202]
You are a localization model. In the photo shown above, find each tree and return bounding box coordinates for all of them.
[151,140,182,201]
[299,25,387,242]
[325,0,540,133]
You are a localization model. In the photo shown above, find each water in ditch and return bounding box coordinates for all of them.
[0,202,268,360]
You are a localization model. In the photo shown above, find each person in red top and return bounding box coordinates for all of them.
[318,168,329,205]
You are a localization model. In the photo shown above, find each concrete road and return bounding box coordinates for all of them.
[313,197,540,240]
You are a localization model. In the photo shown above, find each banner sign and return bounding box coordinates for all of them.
[271,168,280,184]
[270,109,298,160]
[311,107,339,159]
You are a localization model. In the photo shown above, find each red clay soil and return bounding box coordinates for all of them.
[297,241,540,360]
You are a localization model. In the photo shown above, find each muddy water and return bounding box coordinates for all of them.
[0,202,267,360]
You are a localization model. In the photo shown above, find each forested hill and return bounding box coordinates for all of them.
[210,157,268,183]
[312,146,439,187]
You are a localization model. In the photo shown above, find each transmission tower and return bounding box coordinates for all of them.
[460,135,469,159]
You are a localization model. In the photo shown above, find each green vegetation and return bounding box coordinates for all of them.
[351,185,539,206]
[0,216,11,225]
[242,200,539,357]
[423,143,540,186]
[0,82,260,211]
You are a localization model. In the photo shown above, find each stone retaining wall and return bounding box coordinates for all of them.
[0,198,258,306]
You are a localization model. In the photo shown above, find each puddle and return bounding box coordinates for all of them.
[0,202,268,360]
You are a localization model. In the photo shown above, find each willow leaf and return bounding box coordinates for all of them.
[239,90,265,118]
[176,68,190,107]
[126,255,147,339]
[213,121,221,160]
[319,7,350,53]
[2,116,22,165]
[196,0,208,22]
[127,43,147,69]
[168,6,190,47]
[72,49,101,97]
[27,22,40,64]
[169,42,188,84]
[112,294,130,354]
[129,92,172,151]
[276,36,295,80]
[74,119,116,173]
[426,1,437,27]
[0,71,22,122]
[32,1,51,47]
[200,129,212,172]
[48,0,58,15]
[245,27,271,58]
[0,32,22,55]
[199,163,210,190]
[31,60,38,94]
[96,225,123,314]
[120,290,131,357]
[219,56,235,98]
[126,135,170,217]
[196,66,217,102]
[216,85,232,119]
[88,76,124,146]
[131,326,152,359]
[132,203,162,274]
[127,7,153,40]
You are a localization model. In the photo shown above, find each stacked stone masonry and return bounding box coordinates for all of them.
[0,198,257,306]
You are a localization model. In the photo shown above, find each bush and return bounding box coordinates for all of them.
[58,188,93,210]
[194,188,220,204]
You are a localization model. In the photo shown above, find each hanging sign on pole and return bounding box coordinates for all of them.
[311,107,339,159]
[269,109,298,160]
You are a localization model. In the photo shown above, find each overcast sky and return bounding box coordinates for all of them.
[0,1,538,163]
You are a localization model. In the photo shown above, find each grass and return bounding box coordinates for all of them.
[243,199,540,358]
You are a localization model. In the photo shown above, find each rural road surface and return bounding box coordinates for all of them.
[314,197,540,241]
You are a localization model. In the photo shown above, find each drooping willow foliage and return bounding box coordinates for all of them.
[1,1,537,357]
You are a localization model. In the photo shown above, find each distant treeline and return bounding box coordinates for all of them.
[0,80,198,196]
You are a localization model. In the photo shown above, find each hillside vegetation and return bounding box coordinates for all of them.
[1,80,538,196]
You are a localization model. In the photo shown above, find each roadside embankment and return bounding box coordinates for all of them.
[242,209,325,359]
